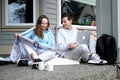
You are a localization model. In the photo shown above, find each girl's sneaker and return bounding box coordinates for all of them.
[32,59,42,69]
[17,59,28,66]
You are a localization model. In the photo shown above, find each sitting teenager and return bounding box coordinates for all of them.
[57,13,107,64]
[0,15,56,68]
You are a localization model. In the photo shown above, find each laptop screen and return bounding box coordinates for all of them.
[76,31,90,46]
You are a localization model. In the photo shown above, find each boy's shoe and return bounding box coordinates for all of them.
[17,59,28,66]
[99,60,107,65]
[88,53,107,65]
[32,59,42,69]
[88,59,107,65]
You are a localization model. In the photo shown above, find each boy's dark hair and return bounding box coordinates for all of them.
[62,13,73,21]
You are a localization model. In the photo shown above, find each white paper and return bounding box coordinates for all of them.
[46,58,80,65]
[18,34,53,50]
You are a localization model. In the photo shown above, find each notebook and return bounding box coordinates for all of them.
[76,31,90,46]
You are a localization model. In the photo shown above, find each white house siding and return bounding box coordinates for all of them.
[0,0,57,45]
[0,0,57,54]
[40,0,57,35]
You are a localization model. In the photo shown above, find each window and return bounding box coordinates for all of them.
[5,0,36,26]
[60,0,96,27]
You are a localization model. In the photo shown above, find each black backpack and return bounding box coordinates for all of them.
[96,34,117,64]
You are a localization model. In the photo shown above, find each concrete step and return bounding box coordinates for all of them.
[0,54,119,80]
[0,63,118,80]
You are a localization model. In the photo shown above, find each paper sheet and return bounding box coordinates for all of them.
[46,58,80,65]
[18,34,53,50]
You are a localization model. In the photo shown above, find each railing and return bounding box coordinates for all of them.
[56,25,97,40]
[73,25,97,40]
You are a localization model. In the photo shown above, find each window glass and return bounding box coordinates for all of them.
[5,0,36,26]
[61,0,96,26]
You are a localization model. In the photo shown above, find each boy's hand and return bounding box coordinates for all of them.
[69,43,77,49]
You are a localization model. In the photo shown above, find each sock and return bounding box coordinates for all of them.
[28,60,33,66]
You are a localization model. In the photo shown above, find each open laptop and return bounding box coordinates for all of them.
[76,31,90,46]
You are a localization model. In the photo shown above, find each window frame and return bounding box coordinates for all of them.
[5,0,36,27]
[58,0,96,29]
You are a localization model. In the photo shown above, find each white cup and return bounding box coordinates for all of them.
[45,63,54,71]
[36,62,45,70]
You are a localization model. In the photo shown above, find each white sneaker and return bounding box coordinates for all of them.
[89,54,101,61]
[88,59,107,65]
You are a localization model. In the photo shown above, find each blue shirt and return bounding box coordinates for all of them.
[21,29,54,49]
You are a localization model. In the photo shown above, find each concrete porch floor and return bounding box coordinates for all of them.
[0,45,119,80]
[0,61,119,80]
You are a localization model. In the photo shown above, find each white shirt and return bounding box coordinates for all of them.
[57,27,78,51]
[57,27,96,56]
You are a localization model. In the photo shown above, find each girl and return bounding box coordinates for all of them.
[0,15,56,67]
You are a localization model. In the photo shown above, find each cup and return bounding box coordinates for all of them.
[45,63,54,71]
[36,61,45,70]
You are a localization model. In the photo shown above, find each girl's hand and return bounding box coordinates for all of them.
[14,32,19,38]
